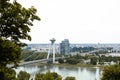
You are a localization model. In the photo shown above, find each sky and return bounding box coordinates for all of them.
[17,0,120,44]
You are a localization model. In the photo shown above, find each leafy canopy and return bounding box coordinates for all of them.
[0,0,40,66]
[0,0,40,79]
[0,0,40,46]
[101,64,120,80]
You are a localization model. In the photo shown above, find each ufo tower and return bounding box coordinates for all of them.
[47,38,56,63]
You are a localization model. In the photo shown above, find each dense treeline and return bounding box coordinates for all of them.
[58,54,98,65]
[17,70,75,80]
[98,55,120,63]
[71,47,96,52]
[58,53,120,65]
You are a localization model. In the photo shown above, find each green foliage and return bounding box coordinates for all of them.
[0,0,40,79]
[58,59,64,64]
[0,39,21,67]
[0,0,40,65]
[70,54,84,60]
[61,53,120,65]
[90,56,97,65]
[101,65,120,80]
[35,71,62,80]
[96,51,108,54]
[0,0,40,46]
[17,71,30,80]
[64,76,76,80]
[98,55,120,63]
[66,58,79,64]
[35,73,44,80]
[98,62,104,65]
[0,67,18,80]
[51,72,62,80]
[42,71,54,80]
[71,47,96,53]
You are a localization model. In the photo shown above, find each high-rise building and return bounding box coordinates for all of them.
[60,39,70,55]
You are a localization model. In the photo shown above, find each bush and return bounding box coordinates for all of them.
[66,58,79,64]
[17,71,30,80]
[101,64,120,80]
[35,73,44,80]
[35,71,62,80]
[58,59,64,64]
[64,76,76,80]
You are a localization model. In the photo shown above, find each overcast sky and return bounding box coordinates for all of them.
[18,0,120,44]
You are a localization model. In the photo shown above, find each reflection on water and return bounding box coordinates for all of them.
[15,64,101,80]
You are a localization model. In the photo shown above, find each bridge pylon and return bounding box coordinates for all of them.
[47,38,56,63]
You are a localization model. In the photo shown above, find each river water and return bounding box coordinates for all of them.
[15,64,102,80]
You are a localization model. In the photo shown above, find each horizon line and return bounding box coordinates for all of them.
[26,43,120,44]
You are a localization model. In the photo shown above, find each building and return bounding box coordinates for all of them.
[25,44,59,53]
[60,39,70,55]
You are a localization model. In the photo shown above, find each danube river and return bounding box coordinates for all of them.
[15,64,102,80]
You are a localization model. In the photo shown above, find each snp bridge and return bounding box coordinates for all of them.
[19,38,63,66]
[19,57,64,66]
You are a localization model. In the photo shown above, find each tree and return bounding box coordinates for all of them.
[64,76,76,80]
[51,72,62,80]
[0,39,21,67]
[66,58,79,64]
[35,73,44,80]
[17,71,30,80]
[58,59,64,64]
[35,71,62,80]
[0,67,18,80]
[0,0,40,79]
[90,56,97,65]
[0,0,40,46]
[0,0,40,65]
[101,65,120,80]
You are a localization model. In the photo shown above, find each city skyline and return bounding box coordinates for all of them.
[18,0,120,44]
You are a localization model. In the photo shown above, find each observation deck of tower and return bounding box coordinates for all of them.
[50,38,56,44]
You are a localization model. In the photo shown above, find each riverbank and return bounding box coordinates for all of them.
[21,61,103,71]
[38,62,104,69]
